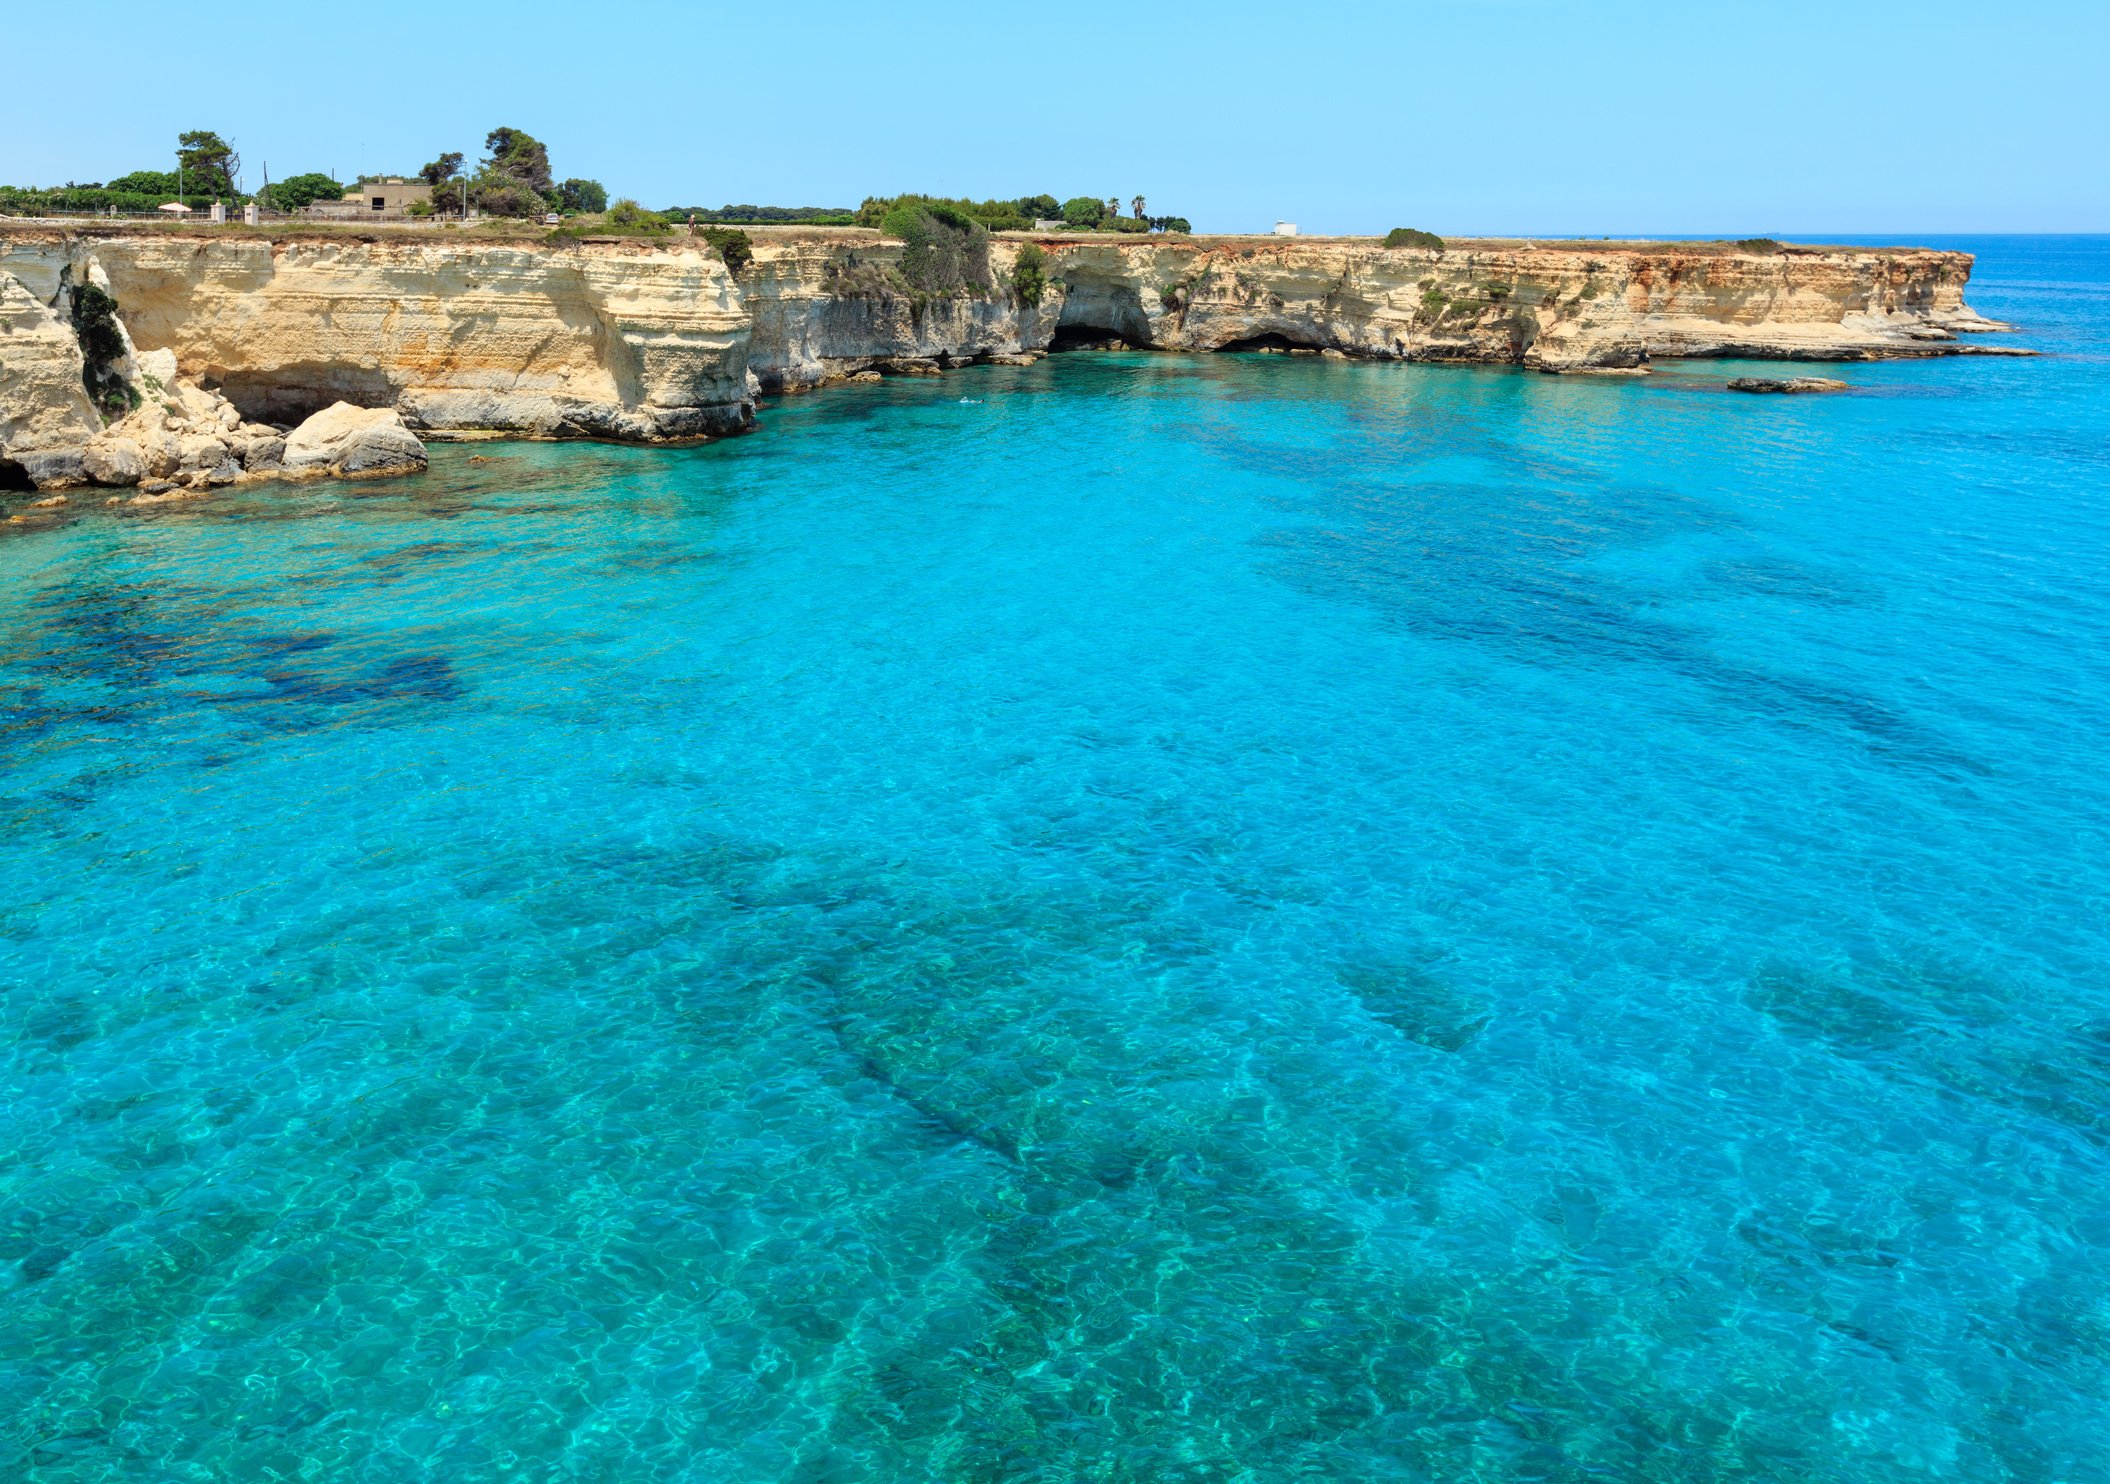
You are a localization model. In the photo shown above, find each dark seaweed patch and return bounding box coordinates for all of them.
[1336,961,1491,1051]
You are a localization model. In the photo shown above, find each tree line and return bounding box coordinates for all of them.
[856,194,1189,235]
[0,126,607,221]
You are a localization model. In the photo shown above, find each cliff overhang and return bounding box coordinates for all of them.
[1,227,2018,490]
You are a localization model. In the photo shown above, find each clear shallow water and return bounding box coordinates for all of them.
[2,238,2108,1483]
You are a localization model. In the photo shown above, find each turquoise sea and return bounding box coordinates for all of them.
[3,236,2108,1482]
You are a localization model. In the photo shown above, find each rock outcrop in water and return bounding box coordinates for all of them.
[1,226,2014,488]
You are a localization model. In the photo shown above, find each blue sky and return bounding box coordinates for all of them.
[11,0,2106,235]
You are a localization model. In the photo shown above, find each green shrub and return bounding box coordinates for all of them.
[859,194,1042,232]
[883,201,992,297]
[605,198,670,232]
[1011,242,1046,306]
[701,226,753,275]
[69,283,134,417]
[471,175,547,219]
[1149,216,1192,234]
[264,172,345,212]
[1733,237,1783,253]
[107,169,179,196]
[1384,227,1445,251]
[662,204,856,225]
[1060,196,1106,229]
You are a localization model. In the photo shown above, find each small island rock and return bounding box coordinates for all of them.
[1728,377,1850,394]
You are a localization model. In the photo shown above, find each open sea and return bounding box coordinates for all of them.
[2,236,2108,1482]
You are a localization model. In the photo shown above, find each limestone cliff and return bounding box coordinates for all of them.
[0,233,752,446]
[0,272,103,480]
[2,227,2013,488]
[745,233,2011,385]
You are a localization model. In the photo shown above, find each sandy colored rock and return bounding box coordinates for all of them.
[0,227,2020,487]
[177,433,229,471]
[283,403,427,477]
[737,232,2015,385]
[0,275,101,464]
[1,237,754,440]
[81,437,146,486]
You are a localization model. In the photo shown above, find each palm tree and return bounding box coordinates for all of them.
[1132,195,1146,220]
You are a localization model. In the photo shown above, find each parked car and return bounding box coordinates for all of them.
[542,213,561,226]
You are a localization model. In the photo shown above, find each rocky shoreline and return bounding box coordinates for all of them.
[1,227,2021,495]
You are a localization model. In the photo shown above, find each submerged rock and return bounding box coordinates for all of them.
[1728,376,1850,393]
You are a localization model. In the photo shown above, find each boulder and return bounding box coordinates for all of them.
[81,438,147,487]
[240,435,286,472]
[282,403,428,478]
[133,347,179,390]
[177,433,229,472]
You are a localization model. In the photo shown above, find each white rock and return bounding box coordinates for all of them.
[134,347,179,389]
[283,403,427,477]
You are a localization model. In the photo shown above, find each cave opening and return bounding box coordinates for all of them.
[1215,332,1324,355]
[0,458,35,493]
[1049,325,1143,352]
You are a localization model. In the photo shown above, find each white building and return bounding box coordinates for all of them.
[1273,221,1298,236]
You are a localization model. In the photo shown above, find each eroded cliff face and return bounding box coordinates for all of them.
[739,237,1058,391]
[1,228,2010,486]
[0,273,103,473]
[744,234,2008,385]
[0,234,753,446]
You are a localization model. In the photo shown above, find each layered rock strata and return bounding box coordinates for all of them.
[744,233,2013,387]
[0,234,752,444]
[2,227,2013,489]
